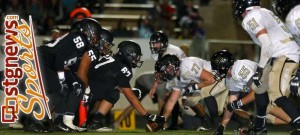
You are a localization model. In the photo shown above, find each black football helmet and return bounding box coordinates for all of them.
[73,18,102,48]
[97,28,114,56]
[232,0,260,21]
[149,31,168,54]
[155,54,180,82]
[116,40,143,68]
[272,0,300,20]
[211,50,235,79]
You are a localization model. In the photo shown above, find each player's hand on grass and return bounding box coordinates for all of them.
[145,113,166,126]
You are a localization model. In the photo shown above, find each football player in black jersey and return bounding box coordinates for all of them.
[37,18,103,132]
[77,28,114,103]
[84,40,166,132]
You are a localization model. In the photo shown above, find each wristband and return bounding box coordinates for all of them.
[85,86,91,94]
[57,71,65,80]
[237,100,243,107]
[192,84,199,90]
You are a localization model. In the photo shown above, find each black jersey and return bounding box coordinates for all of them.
[88,55,133,100]
[39,32,89,71]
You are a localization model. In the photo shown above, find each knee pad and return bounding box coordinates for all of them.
[204,96,218,117]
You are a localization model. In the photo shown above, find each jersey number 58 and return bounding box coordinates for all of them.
[73,36,85,49]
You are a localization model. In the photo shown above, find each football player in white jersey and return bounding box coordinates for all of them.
[149,31,187,130]
[149,31,187,99]
[154,54,228,131]
[211,50,293,135]
[232,0,300,134]
[272,0,300,98]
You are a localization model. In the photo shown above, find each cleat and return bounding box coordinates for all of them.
[197,115,213,131]
[290,129,300,135]
[247,126,267,135]
[56,122,79,133]
[213,124,225,135]
[24,122,52,133]
[87,120,113,132]
[8,121,23,130]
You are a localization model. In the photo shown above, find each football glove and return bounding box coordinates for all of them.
[82,93,93,106]
[132,88,142,99]
[145,113,166,126]
[227,100,243,112]
[72,81,84,97]
[182,96,189,110]
[253,67,263,88]
[59,79,68,95]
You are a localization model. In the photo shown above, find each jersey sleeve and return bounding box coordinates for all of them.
[227,60,257,92]
[242,9,265,36]
[176,48,187,59]
[116,66,132,88]
[87,48,100,65]
[180,58,202,82]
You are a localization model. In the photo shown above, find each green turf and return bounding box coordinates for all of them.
[0,126,292,135]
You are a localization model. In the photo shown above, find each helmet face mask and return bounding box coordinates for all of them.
[211,50,235,80]
[149,31,168,54]
[96,28,115,57]
[128,52,143,68]
[159,64,178,81]
[155,54,180,82]
[149,42,164,53]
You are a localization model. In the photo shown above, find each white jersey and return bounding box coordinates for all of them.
[242,7,300,63]
[151,44,186,61]
[286,5,300,45]
[225,60,257,93]
[166,57,211,92]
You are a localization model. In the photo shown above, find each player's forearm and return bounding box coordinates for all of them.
[163,90,181,119]
[123,88,148,116]
[77,52,91,88]
[257,30,272,68]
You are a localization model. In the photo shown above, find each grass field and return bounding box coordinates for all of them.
[0,126,292,135]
